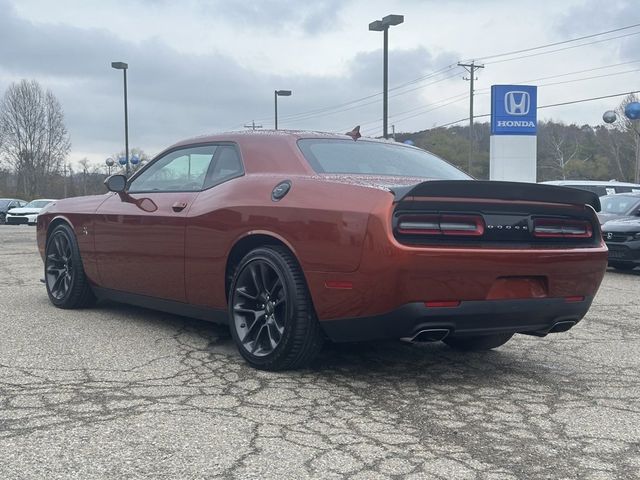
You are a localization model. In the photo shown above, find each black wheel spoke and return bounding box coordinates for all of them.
[232,258,288,358]
[248,263,262,294]
[235,287,258,301]
[268,277,282,297]
[46,232,75,300]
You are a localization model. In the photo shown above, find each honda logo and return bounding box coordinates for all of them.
[504,91,530,116]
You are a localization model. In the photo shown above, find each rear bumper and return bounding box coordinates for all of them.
[321,296,593,342]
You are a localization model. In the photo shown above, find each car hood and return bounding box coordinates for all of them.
[597,212,628,224]
[7,207,42,215]
[602,217,640,233]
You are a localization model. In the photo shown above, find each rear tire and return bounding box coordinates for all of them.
[443,333,513,351]
[610,262,636,271]
[45,224,95,309]
[228,246,324,370]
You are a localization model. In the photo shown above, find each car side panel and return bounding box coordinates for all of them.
[36,195,111,285]
[184,175,385,309]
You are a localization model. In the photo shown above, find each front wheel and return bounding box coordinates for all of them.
[45,224,95,308]
[228,246,323,370]
[443,333,513,351]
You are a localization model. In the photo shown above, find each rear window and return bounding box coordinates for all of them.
[298,139,471,180]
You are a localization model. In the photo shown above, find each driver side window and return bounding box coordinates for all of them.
[128,145,216,193]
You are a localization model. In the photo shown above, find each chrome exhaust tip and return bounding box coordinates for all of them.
[401,328,451,343]
[548,320,576,333]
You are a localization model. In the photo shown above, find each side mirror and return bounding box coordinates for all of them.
[104,174,127,193]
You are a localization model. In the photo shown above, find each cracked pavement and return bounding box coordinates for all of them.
[1,227,639,479]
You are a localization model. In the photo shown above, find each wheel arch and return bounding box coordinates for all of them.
[46,215,75,239]
[225,231,301,301]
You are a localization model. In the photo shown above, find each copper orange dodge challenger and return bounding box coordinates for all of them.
[37,131,608,370]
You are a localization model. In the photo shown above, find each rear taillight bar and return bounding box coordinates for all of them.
[397,214,485,237]
[532,218,593,238]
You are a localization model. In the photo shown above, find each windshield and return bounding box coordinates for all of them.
[25,200,52,208]
[600,195,640,215]
[298,139,471,180]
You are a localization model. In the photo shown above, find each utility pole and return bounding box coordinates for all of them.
[458,61,484,175]
[244,120,263,131]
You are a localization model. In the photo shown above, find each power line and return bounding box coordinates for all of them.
[243,120,263,130]
[285,27,640,130]
[476,59,640,93]
[279,69,459,122]
[429,90,640,129]
[485,30,640,65]
[384,64,640,130]
[473,22,640,62]
[277,70,461,125]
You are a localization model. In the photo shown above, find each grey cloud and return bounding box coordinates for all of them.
[555,1,640,61]
[0,0,459,158]
[194,0,348,35]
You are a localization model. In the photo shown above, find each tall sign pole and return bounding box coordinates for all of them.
[489,85,538,182]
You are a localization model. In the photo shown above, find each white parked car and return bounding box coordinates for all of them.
[5,199,57,226]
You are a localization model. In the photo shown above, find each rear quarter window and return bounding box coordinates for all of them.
[297,138,470,180]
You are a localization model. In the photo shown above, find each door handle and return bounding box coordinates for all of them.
[172,201,188,212]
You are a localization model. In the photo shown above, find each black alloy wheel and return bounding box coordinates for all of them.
[45,224,95,308]
[229,246,323,370]
[232,259,287,357]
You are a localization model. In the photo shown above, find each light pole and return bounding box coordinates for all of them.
[603,102,640,183]
[274,90,292,130]
[111,61,130,175]
[369,14,404,139]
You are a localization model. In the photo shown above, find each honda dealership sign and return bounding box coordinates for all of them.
[491,85,537,135]
[489,84,538,182]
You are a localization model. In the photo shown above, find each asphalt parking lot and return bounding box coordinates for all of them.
[1,227,639,479]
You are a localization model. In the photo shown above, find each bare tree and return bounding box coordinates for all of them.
[0,80,71,197]
[615,94,640,183]
[543,122,582,180]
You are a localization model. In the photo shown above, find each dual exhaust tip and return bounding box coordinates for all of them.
[401,321,577,343]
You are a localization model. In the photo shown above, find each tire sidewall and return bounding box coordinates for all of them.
[45,225,80,307]
[228,248,302,368]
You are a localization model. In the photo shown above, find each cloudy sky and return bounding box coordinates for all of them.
[1,0,639,166]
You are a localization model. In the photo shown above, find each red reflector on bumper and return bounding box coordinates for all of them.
[325,281,353,290]
[425,300,461,308]
[564,296,585,303]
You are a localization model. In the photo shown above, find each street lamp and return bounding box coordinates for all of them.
[111,61,130,175]
[603,102,640,183]
[274,90,292,130]
[369,14,404,139]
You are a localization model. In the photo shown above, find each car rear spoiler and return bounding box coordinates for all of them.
[390,180,601,211]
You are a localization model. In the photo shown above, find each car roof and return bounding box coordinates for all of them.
[169,129,398,149]
[29,199,57,202]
